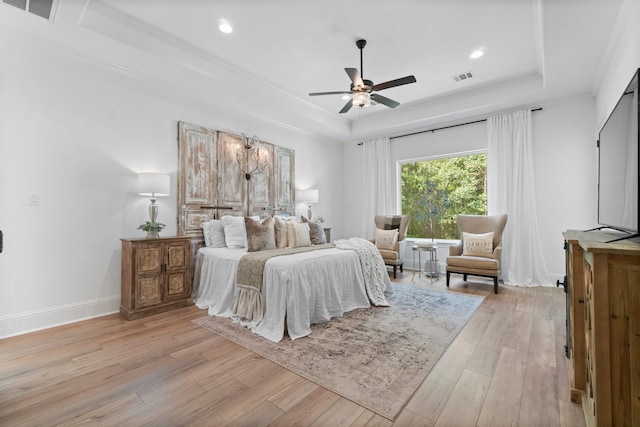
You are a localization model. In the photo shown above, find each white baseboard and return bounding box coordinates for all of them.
[0,296,121,339]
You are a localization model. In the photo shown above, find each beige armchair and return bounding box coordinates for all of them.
[373,215,409,278]
[446,214,508,294]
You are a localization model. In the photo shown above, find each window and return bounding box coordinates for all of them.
[401,152,487,240]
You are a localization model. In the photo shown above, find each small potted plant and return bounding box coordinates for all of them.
[137,221,166,238]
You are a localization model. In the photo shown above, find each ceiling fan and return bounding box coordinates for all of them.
[309,39,417,114]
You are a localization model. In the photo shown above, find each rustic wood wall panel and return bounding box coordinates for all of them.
[249,140,274,216]
[275,145,295,212]
[184,210,211,233]
[177,121,296,236]
[178,122,218,235]
[216,132,246,215]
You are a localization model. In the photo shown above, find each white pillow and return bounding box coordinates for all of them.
[375,228,399,250]
[462,232,494,258]
[221,215,247,249]
[201,220,226,248]
[286,221,311,248]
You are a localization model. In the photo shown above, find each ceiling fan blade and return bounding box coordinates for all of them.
[372,75,417,91]
[371,93,400,108]
[345,68,364,87]
[309,91,352,96]
[339,100,353,114]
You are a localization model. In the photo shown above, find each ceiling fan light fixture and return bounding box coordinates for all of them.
[353,92,371,108]
[308,39,416,113]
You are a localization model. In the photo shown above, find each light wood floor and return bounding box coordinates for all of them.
[0,272,585,426]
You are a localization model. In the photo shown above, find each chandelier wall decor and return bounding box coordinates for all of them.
[236,133,268,181]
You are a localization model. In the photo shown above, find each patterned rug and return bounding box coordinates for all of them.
[193,282,484,420]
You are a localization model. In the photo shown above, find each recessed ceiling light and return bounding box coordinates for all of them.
[218,19,233,34]
[341,94,351,100]
[469,49,485,59]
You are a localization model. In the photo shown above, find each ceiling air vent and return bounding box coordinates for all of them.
[453,71,475,82]
[2,0,57,20]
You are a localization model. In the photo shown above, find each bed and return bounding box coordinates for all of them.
[193,237,391,342]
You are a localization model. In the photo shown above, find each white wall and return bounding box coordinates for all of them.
[532,96,598,278]
[595,0,640,130]
[0,31,344,338]
[342,96,597,283]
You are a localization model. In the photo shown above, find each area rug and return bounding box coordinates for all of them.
[193,282,484,420]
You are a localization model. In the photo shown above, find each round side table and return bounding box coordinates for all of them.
[411,244,440,280]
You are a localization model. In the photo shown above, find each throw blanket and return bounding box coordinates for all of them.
[335,237,390,307]
[234,243,335,321]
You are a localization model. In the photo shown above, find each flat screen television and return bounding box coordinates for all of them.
[596,67,639,242]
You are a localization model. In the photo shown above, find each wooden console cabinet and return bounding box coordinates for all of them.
[120,236,193,320]
[563,230,640,427]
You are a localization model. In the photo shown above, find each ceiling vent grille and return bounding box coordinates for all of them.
[2,0,57,20]
[453,71,475,82]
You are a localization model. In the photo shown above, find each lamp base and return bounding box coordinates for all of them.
[149,198,158,223]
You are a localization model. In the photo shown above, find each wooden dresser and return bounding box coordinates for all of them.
[562,230,640,427]
[120,236,193,320]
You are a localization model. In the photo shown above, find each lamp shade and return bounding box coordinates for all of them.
[138,173,170,197]
[299,189,319,204]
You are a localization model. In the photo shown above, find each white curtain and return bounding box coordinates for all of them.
[361,137,394,239]
[487,110,551,286]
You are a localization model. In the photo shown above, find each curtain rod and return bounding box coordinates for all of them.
[357,107,543,145]
[391,107,543,140]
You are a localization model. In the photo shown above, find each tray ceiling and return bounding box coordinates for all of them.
[0,0,627,141]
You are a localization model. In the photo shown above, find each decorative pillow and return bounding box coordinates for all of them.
[274,216,297,249]
[375,228,399,251]
[462,232,494,258]
[379,215,408,241]
[381,216,402,231]
[221,215,247,249]
[301,216,327,245]
[308,222,326,245]
[201,219,226,248]
[286,221,311,248]
[245,216,276,252]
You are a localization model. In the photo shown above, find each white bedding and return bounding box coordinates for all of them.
[194,245,390,342]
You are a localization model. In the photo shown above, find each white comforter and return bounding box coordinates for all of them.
[194,246,389,342]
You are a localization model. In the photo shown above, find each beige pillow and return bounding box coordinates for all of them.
[462,232,494,258]
[245,216,276,252]
[274,216,297,249]
[375,228,398,250]
[286,221,311,248]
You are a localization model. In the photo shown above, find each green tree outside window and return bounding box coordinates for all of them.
[401,153,487,240]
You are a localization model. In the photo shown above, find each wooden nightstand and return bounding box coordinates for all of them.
[120,236,193,320]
